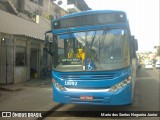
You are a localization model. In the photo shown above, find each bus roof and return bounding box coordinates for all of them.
[55,10,127,21]
[51,10,130,34]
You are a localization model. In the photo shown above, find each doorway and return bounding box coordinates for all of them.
[30,48,40,79]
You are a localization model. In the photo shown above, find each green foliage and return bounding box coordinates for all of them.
[45,13,53,20]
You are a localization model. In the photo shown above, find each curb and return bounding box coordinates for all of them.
[0,86,23,91]
[0,79,51,92]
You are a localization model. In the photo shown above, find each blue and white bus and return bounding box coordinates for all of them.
[45,10,138,105]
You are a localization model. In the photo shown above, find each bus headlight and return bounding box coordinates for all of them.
[52,79,66,91]
[108,76,131,92]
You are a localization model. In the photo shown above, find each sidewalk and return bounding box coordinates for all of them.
[0,78,51,91]
[0,78,55,119]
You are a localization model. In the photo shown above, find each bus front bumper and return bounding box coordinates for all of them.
[52,83,133,105]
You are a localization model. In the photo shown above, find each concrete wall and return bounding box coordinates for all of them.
[8,0,68,19]
[25,0,67,18]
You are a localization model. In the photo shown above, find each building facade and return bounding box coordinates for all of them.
[0,0,67,84]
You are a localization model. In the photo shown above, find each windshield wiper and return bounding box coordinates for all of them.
[90,26,108,48]
[66,30,77,56]
[99,26,108,44]
[90,31,97,49]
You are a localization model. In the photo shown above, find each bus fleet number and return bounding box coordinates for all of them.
[65,81,77,86]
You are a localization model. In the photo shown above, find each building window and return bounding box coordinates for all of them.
[16,47,26,66]
[30,0,44,6]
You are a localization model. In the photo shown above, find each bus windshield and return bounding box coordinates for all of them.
[54,28,130,71]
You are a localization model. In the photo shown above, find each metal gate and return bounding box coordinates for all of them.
[0,38,14,84]
[0,43,6,84]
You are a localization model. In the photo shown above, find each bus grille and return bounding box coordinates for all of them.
[61,73,115,80]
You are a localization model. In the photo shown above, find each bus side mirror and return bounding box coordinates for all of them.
[44,30,53,56]
[45,35,49,48]
[130,36,137,58]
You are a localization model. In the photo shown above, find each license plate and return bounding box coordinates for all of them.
[80,96,93,100]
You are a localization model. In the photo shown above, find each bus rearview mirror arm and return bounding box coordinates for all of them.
[44,30,52,47]
[44,30,53,56]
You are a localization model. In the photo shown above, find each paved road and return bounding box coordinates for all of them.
[1,68,158,120]
[43,68,160,120]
